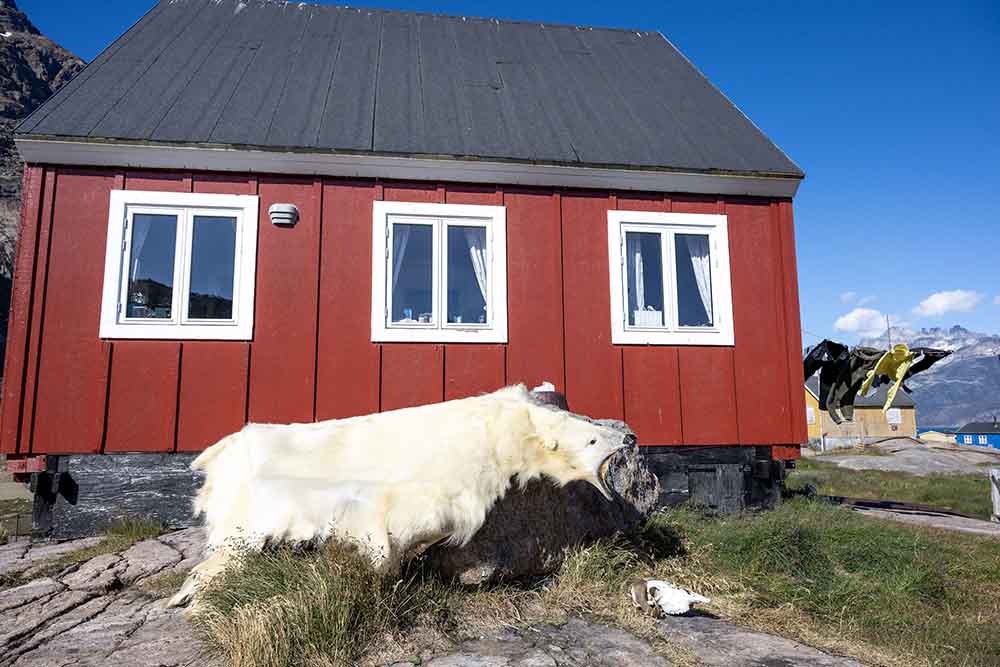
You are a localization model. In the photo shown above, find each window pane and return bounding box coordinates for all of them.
[126,213,177,319]
[447,226,488,325]
[625,231,664,327]
[675,233,713,327]
[390,223,434,324]
[188,215,237,320]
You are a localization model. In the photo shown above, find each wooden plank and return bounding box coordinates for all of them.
[17,170,57,456]
[0,166,44,455]
[777,201,809,444]
[623,348,683,445]
[383,181,442,204]
[123,170,191,192]
[315,181,381,420]
[990,468,999,523]
[729,200,790,444]
[445,344,505,400]
[32,170,115,454]
[193,173,256,195]
[177,342,249,451]
[677,346,739,445]
[381,344,444,411]
[503,189,565,391]
[248,177,321,424]
[105,342,180,452]
[561,191,623,420]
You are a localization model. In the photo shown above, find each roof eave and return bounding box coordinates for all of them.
[14,135,804,199]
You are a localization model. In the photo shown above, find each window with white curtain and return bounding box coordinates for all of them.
[607,210,734,345]
[99,190,259,340]
[371,201,507,343]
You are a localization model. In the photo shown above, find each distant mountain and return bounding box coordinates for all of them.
[0,0,83,356]
[859,325,1000,427]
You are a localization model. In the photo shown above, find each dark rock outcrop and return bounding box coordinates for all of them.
[428,415,660,584]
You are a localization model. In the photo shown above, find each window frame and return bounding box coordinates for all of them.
[978,435,988,445]
[99,190,259,340]
[607,210,734,346]
[963,435,973,444]
[371,201,507,343]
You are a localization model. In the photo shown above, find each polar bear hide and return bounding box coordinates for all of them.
[169,384,631,607]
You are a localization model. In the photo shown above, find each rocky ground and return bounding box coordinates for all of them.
[0,528,864,667]
[815,438,1000,477]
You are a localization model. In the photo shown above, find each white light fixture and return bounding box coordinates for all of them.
[268,203,299,226]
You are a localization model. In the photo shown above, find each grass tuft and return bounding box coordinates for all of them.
[788,458,994,519]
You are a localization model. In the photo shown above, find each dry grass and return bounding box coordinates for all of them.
[191,499,1000,667]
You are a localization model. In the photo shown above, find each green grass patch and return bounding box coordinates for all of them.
[0,497,33,542]
[788,458,993,519]
[652,499,1000,666]
[6,517,164,584]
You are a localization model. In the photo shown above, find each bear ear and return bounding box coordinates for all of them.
[545,438,559,451]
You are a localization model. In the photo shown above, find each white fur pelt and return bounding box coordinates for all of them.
[169,384,629,607]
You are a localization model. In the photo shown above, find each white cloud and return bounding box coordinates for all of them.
[834,308,887,338]
[839,291,857,304]
[912,290,983,317]
[857,295,877,306]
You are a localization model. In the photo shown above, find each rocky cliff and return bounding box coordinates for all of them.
[859,325,1000,427]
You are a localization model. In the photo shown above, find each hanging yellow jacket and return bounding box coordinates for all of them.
[858,343,916,412]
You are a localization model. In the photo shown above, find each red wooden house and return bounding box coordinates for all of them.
[4,0,806,535]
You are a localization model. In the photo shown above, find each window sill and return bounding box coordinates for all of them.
[611,329,734,346]
[371,326,507,344]
[99,322,253,341]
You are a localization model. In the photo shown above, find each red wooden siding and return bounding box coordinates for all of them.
[31,170,116,454]
[248,177,321,424]
[561,191,624,421]
[0,166,43,454]
[315,181,381,420]
[105,342,180,452]
[3,166,806,454]
[504,190,565,391]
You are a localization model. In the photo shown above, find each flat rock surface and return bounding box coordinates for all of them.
[2,528,866,667]
[853,506,1000,538]
[657,614,864,666]
[818,439,1000,476]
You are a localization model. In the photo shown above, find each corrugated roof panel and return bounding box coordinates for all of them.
[208,2,313,146]
[315,8,380,151]
[18,0,803,178]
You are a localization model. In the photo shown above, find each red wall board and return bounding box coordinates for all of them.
[445,344,505,400]
[772,444,801,460]
[105,341,180,452]
[193,173,256,195]
[678,346,739,445]
[615,192,669,213]
[316,181,381,420]
[670,195,717,214]
[17,170,57,456]
[124,170,191,192]
[623,347,683,444]
[728,201,791,443]
[0,166,43,454]
[32,170,115,454]
[561,191,623,420]
[384,182,443,204]
[248,178,321,424]
[777,201,808,443]
[504,189,565,391]
[443,185,501,205]
[381,344,444,411]
[177,342,249,451]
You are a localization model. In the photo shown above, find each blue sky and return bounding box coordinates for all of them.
[22,1,1000,342]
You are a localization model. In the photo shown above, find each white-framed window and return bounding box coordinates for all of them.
[99,190,259,340]
[979,435,988,445]
[607,210,734,345]
[371,201,507,343]
[963,435,973,445]
[886,408,902,425]
[806,406,816,425]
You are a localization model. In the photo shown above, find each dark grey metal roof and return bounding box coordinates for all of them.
[16,0,802,178]
[956,421,1000,435]
[806,377,917,409]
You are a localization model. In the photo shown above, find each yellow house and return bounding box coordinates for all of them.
[805,376,917,449]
